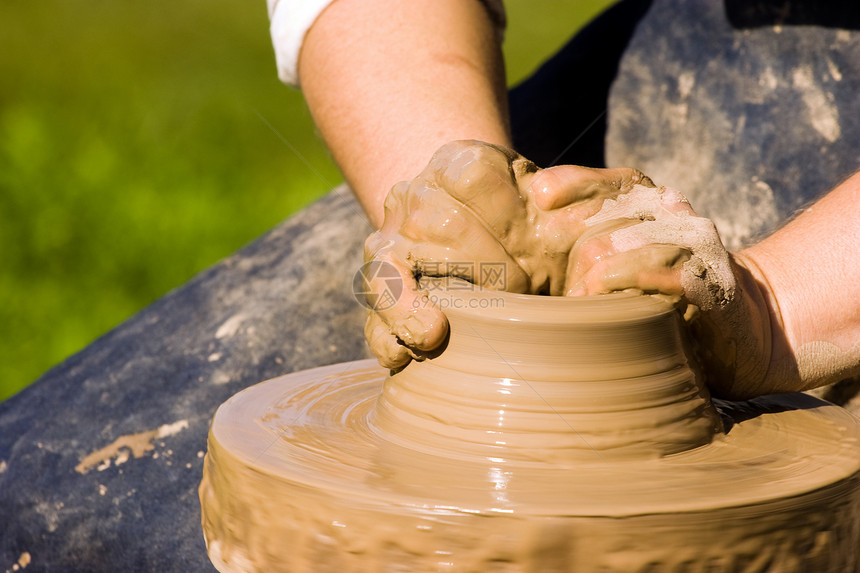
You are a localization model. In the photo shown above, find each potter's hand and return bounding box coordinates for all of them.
[564,185,773,399]
[362,140,653,369]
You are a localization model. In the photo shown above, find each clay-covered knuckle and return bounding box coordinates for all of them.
[624,247,690,295]
[428,140,508,167]
[364,313,409,368]
[375,180,414,238]
[529,165,608,211]
[677,216,736,309]
[364,311,381,339]
[430,140,509,185]
[399,184,478,245]
[362,238,413,282]
[359,252,422,330]
[439,143,519,212]
[529,167,566,210]
[650,244,692,269]
[376,339,412,370]
[382,179,410,213]
[363,230,397,262]
[680,253,737,312]
[388,308,448,352]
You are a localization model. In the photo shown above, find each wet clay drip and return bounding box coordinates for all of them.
[200,285,860,572]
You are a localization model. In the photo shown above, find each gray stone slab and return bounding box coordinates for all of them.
[0,186,372,572]
[607,0,860,250]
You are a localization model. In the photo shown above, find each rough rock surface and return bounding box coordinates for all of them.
[3,2,860,569]
[607,0,860,250]
[0,187,371,572]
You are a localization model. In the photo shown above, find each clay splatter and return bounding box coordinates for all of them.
[75,420,189,474]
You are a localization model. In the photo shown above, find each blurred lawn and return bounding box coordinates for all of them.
[0,0,612,401]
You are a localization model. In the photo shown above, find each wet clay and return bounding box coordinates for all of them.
[200,284,860,572]
[363,142,771,399]
[362,140,656,370]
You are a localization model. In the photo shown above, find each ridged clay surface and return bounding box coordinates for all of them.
[200,288,860,572]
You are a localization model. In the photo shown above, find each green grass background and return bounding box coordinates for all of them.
[0,0,613,401]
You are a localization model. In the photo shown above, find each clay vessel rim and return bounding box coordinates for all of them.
[422,278,675,323]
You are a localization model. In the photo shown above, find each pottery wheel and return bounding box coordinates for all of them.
[200,289,860,572]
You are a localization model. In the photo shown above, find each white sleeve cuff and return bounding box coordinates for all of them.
[267,0,338,86]
[267,0,506,88]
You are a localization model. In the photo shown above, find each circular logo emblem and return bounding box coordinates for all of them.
[352,261,403,311]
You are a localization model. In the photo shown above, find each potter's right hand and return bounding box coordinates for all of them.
[562,185,774,399]
[361,140,654,369]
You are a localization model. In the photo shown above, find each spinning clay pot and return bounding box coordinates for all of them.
[200,283,860,572]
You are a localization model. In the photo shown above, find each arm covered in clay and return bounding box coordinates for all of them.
[297,0,511,227]
[562,171,860,399]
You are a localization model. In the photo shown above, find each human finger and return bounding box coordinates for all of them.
[552,184,692,255]
[564,185,699,291]
[599,216,734,311]
[361,243,450,352]
[566,245,691,297]
[530,166,655,211]
[569,209,736,313]
[564,217,641,287]
[364,311,411,369]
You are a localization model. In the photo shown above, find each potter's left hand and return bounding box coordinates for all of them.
[563,185,774,399]
[362,140,654,370]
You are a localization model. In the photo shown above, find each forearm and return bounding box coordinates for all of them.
[298,0,511,227]
[739,170,860,392]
